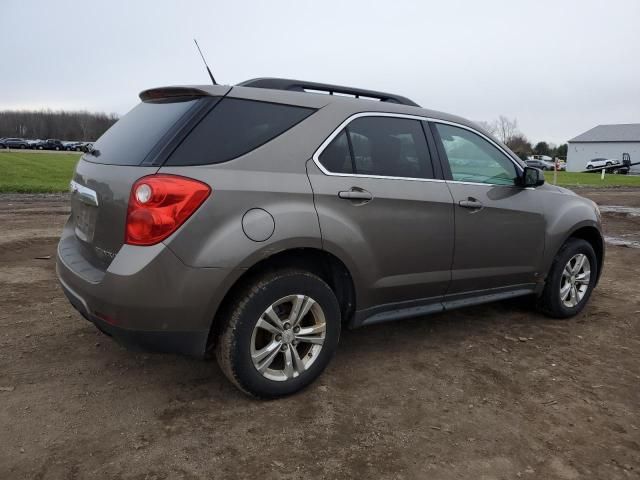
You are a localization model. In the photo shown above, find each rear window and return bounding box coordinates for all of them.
[166,98,315,166]
[87,99,199,165]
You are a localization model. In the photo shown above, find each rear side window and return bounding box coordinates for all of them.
[88,99,199,165]
[167,98,315,166]
[317,116,434,179]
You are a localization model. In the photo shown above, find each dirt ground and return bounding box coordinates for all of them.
[1,188,639,480]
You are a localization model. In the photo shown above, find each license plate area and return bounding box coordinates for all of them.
[70,181,99,243]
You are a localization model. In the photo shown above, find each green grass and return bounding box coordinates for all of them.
[549,171,640,188]
[0,151,81,193]
[1,150,639,193]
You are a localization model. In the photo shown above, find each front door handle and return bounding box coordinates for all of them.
[458,198,483,209]
[338,189,373,201]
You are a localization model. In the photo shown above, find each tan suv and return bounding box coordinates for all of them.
[57,78,604,397]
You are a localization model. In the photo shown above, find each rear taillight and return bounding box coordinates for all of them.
[125,174,211,246]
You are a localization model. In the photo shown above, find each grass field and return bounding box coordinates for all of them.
[1,150,639,192]
[0,150,80,193]
[550,170,640,188]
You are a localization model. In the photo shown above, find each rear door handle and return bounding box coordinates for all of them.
[458,199,483,209]
[338,189,373,201]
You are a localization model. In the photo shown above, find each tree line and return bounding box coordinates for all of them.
[0,110,119,142]
[477,116,568,160]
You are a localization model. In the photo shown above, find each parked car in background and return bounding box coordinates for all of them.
[40,139,65,151]
[530,155,553,161]
[585,158,619,170]
[57,78,604,398]
[64,141,85,152]
[27,139,43,149]
[525,158,555,170]
[1,137,30,149]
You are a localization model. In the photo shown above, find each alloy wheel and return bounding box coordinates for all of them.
[250,294,326,382]
[560,253,591,308]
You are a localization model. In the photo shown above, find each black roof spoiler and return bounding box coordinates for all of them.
[238,78,420,107]
[139,86,212,102]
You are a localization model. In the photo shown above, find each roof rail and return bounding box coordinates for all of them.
[237,78,420,107]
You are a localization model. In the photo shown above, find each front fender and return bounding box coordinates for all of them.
[540,192,603,280]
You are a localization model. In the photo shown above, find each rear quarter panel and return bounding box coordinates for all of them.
[158,163,322,268]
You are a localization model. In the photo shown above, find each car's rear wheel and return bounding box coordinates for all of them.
[586,165,593,170]
[538,238,597,318]
[215,269,341,398]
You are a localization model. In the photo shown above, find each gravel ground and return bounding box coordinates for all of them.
[0,189,639,479]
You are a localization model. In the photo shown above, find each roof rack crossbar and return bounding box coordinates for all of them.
[237,78,420,107]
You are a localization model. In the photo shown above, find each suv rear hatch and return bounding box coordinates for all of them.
[65,86,229,272]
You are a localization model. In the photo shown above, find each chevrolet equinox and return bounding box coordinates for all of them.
[57,78,604,398]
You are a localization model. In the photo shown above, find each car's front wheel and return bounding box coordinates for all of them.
[538,238,597,318]
[216,269,341,398]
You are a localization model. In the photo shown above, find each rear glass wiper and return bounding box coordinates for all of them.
[85,146,101,157]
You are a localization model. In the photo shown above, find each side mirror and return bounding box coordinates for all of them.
[520,166,545,188]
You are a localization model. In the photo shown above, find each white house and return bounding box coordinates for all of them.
[566,123,640,172]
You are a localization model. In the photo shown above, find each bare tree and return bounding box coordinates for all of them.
[505,133,532,160]
[0,110,118,141]
[476,120,497,136]
[495,115,518,144]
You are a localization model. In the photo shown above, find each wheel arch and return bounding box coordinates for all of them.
[206,247,357,351]
[566,225,604,284]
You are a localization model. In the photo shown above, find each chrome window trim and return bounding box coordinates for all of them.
[312,111,523,184]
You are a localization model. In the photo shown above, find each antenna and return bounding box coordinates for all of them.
[193,39,217,85]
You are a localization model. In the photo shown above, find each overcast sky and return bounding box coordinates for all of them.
[2,0,639,144]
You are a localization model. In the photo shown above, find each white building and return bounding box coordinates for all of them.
[566,124,640,172]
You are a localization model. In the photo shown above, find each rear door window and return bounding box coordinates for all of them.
[167,98,315,166]
[317,116,435,179]
[318,130,353,174]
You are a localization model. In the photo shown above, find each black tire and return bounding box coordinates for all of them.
[55,146,60,151]
[586,165,593,170]
[20,144,26,149]
[215,269,341,398]
[537,238,598,318]
[606,161,612,166]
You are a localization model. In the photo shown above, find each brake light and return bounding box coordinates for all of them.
[125,174,211,246]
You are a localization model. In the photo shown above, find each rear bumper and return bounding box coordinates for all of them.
[59,275,209,355]
[56,225,243,357]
